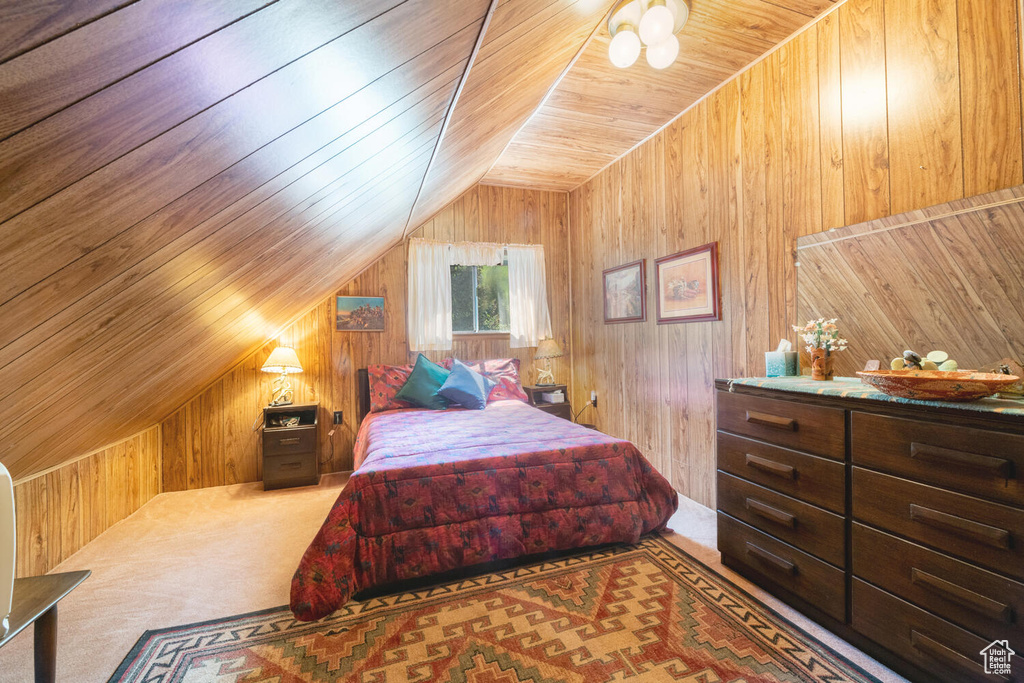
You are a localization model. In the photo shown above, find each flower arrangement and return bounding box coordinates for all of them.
[793,319,848,354]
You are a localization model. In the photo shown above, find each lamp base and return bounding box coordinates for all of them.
[268,398,294,407]
[535,383,557,387]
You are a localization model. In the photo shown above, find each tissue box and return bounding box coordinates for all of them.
[765,351,799,377]
[540,391,564,404]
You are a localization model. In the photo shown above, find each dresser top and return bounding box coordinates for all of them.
[718,376,1024,418]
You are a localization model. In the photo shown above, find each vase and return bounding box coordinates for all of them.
[811,348,834,381]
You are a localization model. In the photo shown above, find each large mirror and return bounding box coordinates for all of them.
[796,185,1024,378]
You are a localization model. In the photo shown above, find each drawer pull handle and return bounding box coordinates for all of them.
[745,410,797,431]
[909,630,990,679]
[745,542,796,575]
[278,437,301,445]
[910,568,1012,622]
[745,497,797,528]
[909,504,1011,549]
[910,443,1013,479]
[745,454,796,479]
[279,462,303,470]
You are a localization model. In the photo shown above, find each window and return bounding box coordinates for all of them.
[451,263,510,333]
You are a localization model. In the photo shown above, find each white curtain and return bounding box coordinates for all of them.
[450,241,503,266]
[507,244,552,348]
[408,239,453,351]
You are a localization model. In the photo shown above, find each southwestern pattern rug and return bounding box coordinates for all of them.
[111,536,879,682]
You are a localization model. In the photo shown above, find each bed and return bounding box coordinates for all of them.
[289,366,678,622]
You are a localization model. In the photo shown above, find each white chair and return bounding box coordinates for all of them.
[0,461,13,638]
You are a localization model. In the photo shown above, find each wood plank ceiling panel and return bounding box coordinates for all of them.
[484,0,840,191]
[0,0,498,479]
[406,0,613,228]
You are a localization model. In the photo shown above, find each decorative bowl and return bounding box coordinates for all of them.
[856,370,1021,401]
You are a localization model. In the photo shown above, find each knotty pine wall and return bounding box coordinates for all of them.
[12,426,160,577]
[160,185,570,490]
[568,0,1024,508]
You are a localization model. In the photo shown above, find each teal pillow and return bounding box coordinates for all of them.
[395,354,451,410]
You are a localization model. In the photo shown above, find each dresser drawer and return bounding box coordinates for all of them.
[854,468,1024,581]
[853,524,1024,644]
[718,471,845,567]
[717,391,845,460]
[853,411,1024,507]
[717,432,845,513]
[264,453,318,490]
[717,513,846,622]
[853,579,1010,682]
[263,426,316,456]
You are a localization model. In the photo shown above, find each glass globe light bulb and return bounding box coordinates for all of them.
[645,33,679,69]
[639,3,674,46]
[608,27,641,68]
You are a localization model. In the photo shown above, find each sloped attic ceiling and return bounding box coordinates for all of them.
[0,0,836,482]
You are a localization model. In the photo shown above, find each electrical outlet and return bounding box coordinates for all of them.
[590,390,597,408]
[333,410,343,424]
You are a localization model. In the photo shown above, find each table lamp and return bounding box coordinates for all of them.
[261,346,303,406]
[534,338,564,386]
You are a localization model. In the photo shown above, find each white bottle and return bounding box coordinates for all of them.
[0,460,14,638]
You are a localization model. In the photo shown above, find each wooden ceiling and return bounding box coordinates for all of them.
[484,0,840,190]
[0,0,609,480]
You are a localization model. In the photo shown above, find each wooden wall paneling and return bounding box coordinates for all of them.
[763,51,790,345]
[838,0,890,225]
[740,63,770,375]
[779,28,822,239]
[957,0,1023,196]
[816,10,845,230]
[884,0,962,215]
[10,426,160,577]
[159,185,571,488]
[797,189,1024,376]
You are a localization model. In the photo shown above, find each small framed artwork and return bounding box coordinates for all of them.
[603,259,646,323]
[336,296,385,331]
[655,242,721,324]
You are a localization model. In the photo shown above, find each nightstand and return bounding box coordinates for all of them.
[262,403,319,490]
[523,384,572,421]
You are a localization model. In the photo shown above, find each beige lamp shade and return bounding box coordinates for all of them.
[534,338,564,360]
[261,346,303,374]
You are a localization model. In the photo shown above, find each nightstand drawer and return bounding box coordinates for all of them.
[264,453,318,489]
[717,431,845,513]
[853,524,1024,644]
[536,402,572,421]
[263,426,316,456]
[718,512,846,622]
[852,411,1024,507]
[718,471,845,567]
[852,580,1000,683]
[716,391,845,460]
[854,468,1024,581]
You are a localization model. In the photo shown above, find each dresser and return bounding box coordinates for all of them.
[262,403,319,490]
[716,378,1024,683]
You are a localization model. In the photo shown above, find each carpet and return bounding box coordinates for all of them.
[110,536,879,682]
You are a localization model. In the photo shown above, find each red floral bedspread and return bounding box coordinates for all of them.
[290,400,678,621]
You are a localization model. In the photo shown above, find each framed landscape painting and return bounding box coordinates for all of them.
[655,242,721,324]
[336,296,385,331]
[603,260,646,323]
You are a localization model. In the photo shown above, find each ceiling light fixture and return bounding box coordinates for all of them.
[608,0,688,70]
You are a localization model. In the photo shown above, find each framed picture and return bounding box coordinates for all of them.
[603,259,646,323]
[336,296,385,331]
[655,242,721,324]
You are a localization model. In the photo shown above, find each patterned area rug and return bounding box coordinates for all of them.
[110,536,879,682]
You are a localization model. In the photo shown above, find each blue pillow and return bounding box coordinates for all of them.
[437,359,496,410]
[395,354,451,410]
